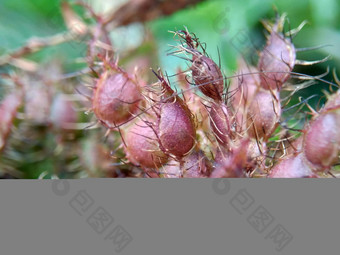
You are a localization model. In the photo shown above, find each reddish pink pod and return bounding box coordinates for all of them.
[93,71,142,128]
[182,150,212,178]
[247,138,267,171]
[156,73,196,159]
[124,119,168,169]
[191,54,224,101]
[211,139,250,178]
[209,102,235,147]
[159,101,196,158]
[0,91,23,152]
[303,111,340,171]
[258,31,296,91]
[230,64,260,109]
[162,160,181,178]
[247,89,281,139]
[323,89,340,111]
[269,154,316,178]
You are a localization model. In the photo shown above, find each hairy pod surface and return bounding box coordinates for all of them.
[303,111,340,171]
[230,65,260,109]
[124,120,168,169]
[209,102,235,147]
[93,71,142,128]
[162,160,181,178]
[247,89,281,139]
[182,150,212,178]
[156,74,196,158]
[324,90,340,111]
[268,154,316,178]
[258,31,296,91]
[211,139,250,178]
[247,138,267,170]
[191,54,224,101]
[159,100,196,158]
[229,64,261,134]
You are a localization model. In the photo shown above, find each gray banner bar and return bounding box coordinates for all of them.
[0,179,339,255]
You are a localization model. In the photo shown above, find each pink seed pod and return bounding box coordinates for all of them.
[191,53,224,101]
[156,72,196,158]
[268,154,316,178]
[211,139,250,178]
[124,119,168,169]
[229,64,261,134]
[323,89,340,111]
[0,91,23,152]
[162,160,181,178]
[247,89,281,139]
[247,138,267,171]
[229,63,260,110]
[182,150,212,178]
[50,95,78,130]
[258,30,296,91]
[159,102,196,158]
[303,111,340,171]
[177,68,209,130]
[209,102,235,147]
[92,71,142,128]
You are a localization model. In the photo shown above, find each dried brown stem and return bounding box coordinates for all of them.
[103,0,205,27]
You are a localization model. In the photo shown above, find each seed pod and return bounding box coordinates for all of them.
[269,154,316,178]
[92,71,142,128]
[247,138,267,171]
[162,160,181,178]
[303,111,340,171]
[124,119,168,169]
[230,63,260,110]
[323,89,340,111]
[159,101,196,158]
[177,68,209,130]
[0,91,23,152]
[211,139,250,178]
[258,31,296,91]
[182,150,212,178]
[191,53,224,101]
[156,72,196,158]
[247,89,281,139]
[209,102,235,147]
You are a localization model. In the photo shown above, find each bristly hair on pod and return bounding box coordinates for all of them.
[152,69,196,159]
[91,55,143,129]
[302,97,340,172]
[247,89,281,140]
[169,28,225,102]
[124,118,169,169]
[268,153,317,178]
[209,102,236,149]
[181,149,212,178]
[258,14,296,91]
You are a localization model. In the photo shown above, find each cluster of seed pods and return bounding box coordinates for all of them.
[270,90,340,177]
[88,14,339,178]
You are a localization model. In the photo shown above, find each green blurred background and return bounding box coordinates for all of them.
[1,0,339,101]
[1,0,339,69]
